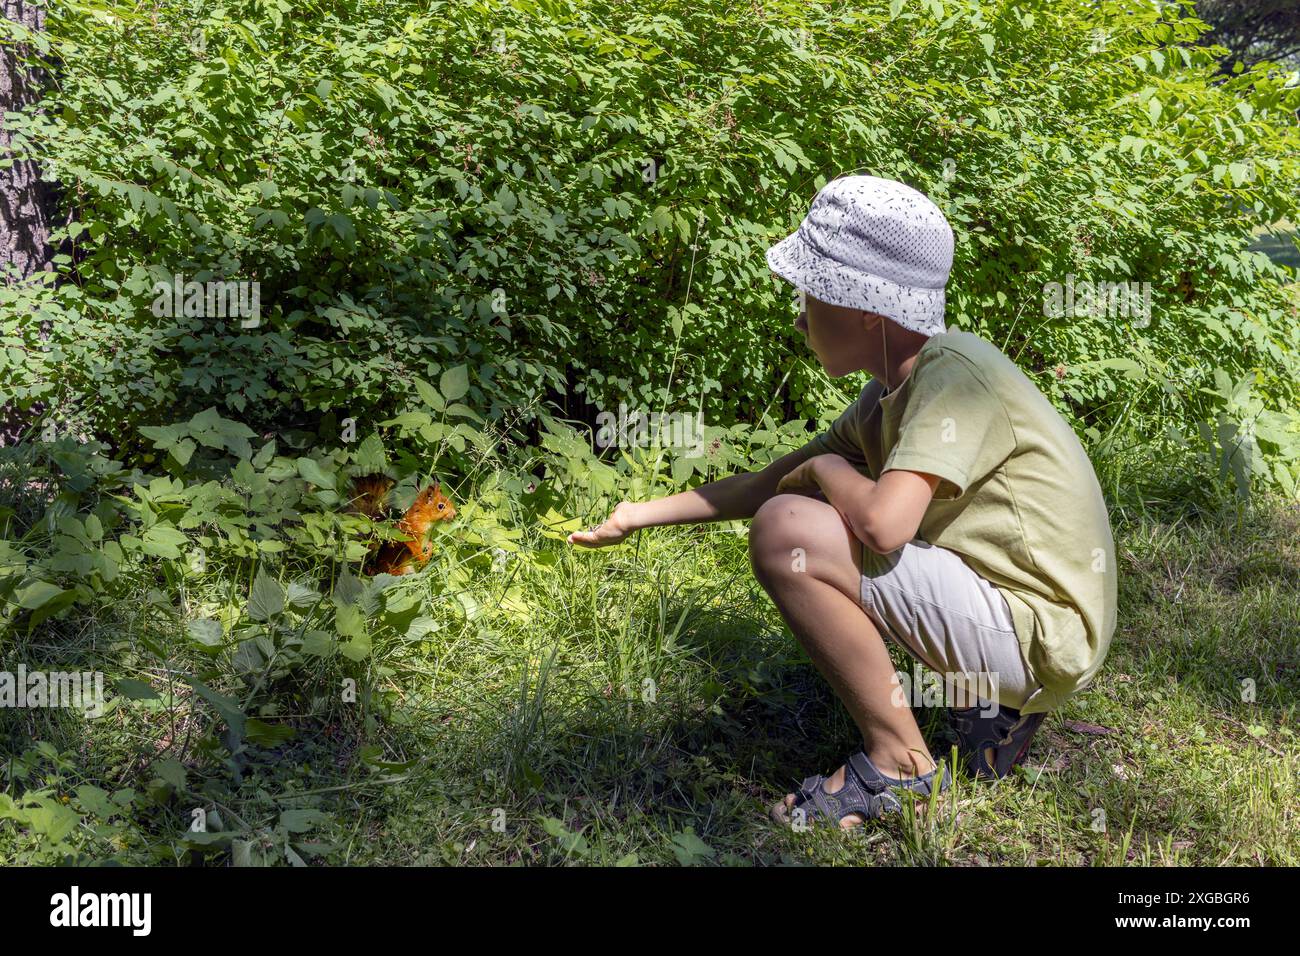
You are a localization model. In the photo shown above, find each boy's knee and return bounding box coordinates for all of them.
[749,494,827,580]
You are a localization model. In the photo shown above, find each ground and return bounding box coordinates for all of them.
[2,495,1296,866]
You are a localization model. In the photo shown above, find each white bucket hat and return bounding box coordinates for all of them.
[766,175,954,337]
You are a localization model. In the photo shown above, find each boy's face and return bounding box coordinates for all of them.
[789,286,886,377]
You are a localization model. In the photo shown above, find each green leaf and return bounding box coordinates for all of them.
[440,364,470,401]
[153,758,187,790]
[141,524,187,559]
[339,633,372,662]
[336,603,371,660]
[170,438,196,466]
[279,808,330,834]
[187,617,224,650]
[286,581,321,608]
[296,457,336,490]
[248,570,285,621]
[301,629,335,657]
[328,213,355,241]
[185,676,246,742]
[252,440,276,469]
[246,718,297,746]
[670,828,716,865]
[335,603,366,638]
[15,581,69,610]
[115,678,161,700]
[381,412,431,430]
[22,803,80,842]
[538,507,583,541]
[352,433,388,472]
[404,616,440,641]
[358,745,418,771]
[231,840,255,867]
[333,570,364,607]
[413,377,446,412]
[76,785,115,820]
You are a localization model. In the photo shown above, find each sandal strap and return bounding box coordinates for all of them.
[842,755,903,816]
[848,750,948,802]
[848,751,947,790]
[794,774,840,824]
[790,752,946,826]
[845,751,894,792]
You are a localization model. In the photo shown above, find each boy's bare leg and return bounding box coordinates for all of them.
[749,493,936,828]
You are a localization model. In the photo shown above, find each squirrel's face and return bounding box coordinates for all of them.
[416,483,456,522]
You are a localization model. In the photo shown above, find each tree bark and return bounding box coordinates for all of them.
[1,0,55,444]
[1,0,53,279]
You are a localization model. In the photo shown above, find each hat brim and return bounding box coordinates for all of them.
[766,229,947,337]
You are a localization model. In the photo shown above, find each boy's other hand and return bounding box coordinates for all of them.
[775,454,836,495]
[568,501,638,548]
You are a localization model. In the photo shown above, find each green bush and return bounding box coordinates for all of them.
[1,0,1298,493]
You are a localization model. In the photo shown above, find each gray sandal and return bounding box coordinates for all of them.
[779,750,949,828]
[948,703,1046,780]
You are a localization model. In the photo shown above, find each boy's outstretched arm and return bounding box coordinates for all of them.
[567,444,823,548]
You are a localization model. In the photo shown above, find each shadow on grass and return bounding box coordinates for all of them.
[451,594,969,853]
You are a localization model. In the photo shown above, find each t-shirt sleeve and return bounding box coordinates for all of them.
[883,348,1016,500]
[805,387,870,470]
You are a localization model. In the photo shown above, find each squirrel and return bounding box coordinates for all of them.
[347,475,456,576]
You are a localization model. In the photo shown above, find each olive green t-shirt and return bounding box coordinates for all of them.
[808,330,1117,715]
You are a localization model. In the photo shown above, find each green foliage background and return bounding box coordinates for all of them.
[1,0,1298,492]
[1,0,1299,866]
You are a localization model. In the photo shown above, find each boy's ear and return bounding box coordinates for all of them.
[863,311,891,333]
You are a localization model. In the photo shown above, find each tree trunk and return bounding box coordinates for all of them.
[1,0,55,444]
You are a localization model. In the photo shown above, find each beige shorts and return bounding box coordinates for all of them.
[859,540,1040,710]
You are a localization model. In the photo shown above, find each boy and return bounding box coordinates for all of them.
[569,175,1117,829]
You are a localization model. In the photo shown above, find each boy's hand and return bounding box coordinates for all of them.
[568,501,638,548]
[775,455,835,494]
